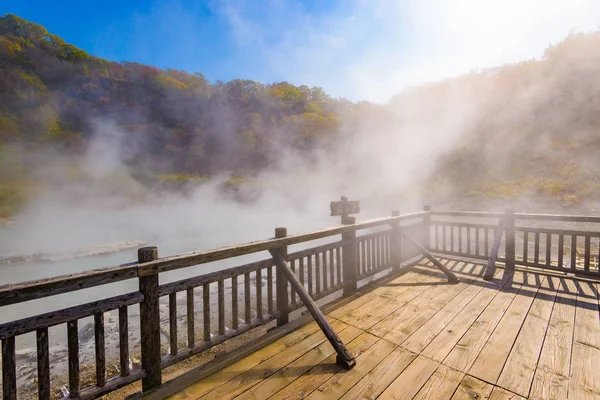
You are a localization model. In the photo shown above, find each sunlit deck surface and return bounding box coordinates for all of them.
[168,258,600,400]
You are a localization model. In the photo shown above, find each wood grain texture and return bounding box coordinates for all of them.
[443,271,528,372]
[401,276,490,354]
[235,326,362,400]
[378,355,439,400]
[449,375,493,400]
[338,347,417,400]
[488,387,525,400]
[412,363,463,400]
[496,276,559,397]
[268,332,380,400]
[2,336,17,400]
[168,321,324,400]
[191,320,348,400]
[530,278,577,400]
[369,266,483,344]
[305,338,398,400]
[469,276,546,384]
[421,271,514,362]
[568,342,600,400]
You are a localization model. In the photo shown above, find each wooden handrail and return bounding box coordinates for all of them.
[136,212,428,276]
[433,210,600,223]
[0,292,143,340]
[3,207,600,399]
[0,212,426,307]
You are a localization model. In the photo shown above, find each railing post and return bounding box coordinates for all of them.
[275,228,289,327]
[342,215,357,296]
[504,209,516,274]
[423,205,432,251]
[390,211,402,271]
[138,246,162,392]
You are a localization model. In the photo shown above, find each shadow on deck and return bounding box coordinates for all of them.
[156,258,600,400]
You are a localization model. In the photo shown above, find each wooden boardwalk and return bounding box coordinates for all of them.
[167,258,600,400]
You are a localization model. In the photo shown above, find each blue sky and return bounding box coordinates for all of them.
[3,1,600,102]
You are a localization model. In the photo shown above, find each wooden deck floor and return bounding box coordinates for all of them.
[168,259,600,400]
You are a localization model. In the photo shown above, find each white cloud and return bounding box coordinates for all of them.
[219,0,600,102]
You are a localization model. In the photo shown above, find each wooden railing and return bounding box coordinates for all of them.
[0,211,427,399]
[2,208,599,399]
[431,210,600,276]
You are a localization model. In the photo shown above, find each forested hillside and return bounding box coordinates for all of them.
[2,13,600,217]
[0,14,348,173]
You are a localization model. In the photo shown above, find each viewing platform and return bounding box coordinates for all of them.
[1,203,600,399]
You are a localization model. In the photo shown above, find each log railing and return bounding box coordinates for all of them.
[2,208,599,399]
[431,210,600,276]
[0,211,427,399]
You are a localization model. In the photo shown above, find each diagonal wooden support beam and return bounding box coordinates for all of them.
[400,231,460,283]
[483,220,505,281]
[268,248,356,369]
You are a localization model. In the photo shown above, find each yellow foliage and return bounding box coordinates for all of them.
[152,74,189,91]
[238,130,256,150]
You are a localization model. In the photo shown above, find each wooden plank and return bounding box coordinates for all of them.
[412,363,464,400]
[219,278,226,333]
[572,235,578,272]
[244,272,251,323]
[169,292,178,356]
[572,281,600,349]
[305,338,398,400]
[368,267,481,342]
[449,375,493,400]
[95,312,106,387]
[2,336,17,400]
[329,250,335,288]
[235,326,363,400]
[381,275,477,346]
[338,271,435,330]
[186,288,194,348]
[496,276,559,397]
[138,246,161,392]
[168,321,326,400]
[469,275,546,384]
[269,332,380,400]
[37,327,51,400]
[378,355,439,400]
[546,233,552,267]
[337,347,417,400]
[192,320,348,400]
[535,232,540,264]
[232,275,239,329]
[0,292,143,340]
[308,255,314,296]
[267,266,273,314]
[68,320,80,396]
[585,236,592,271]
[443,271,531,373]
[316,253,322,294]
[523,231,529,263]
[488,387,526,400]
[203,283,210,341]
[0,263,139,307]
[336,247,341,285]
[530,278,577,400]
[118,306,130,376]
[401,273,495,354]
[568,342,600,400]
[421,271,515,362]
[558,234,564,268]
[327,268,425,320]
